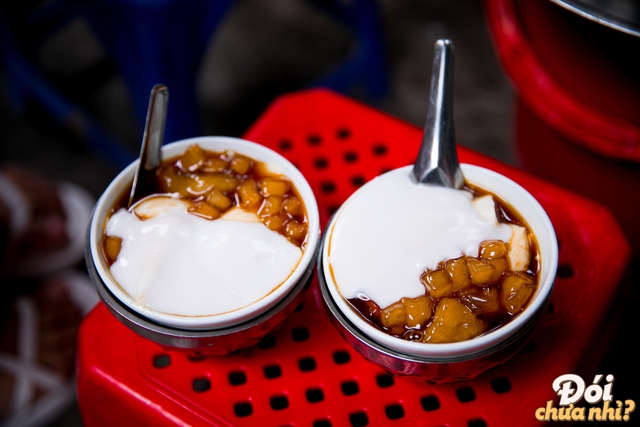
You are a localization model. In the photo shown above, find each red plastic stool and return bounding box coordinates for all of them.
[78,89,630,426]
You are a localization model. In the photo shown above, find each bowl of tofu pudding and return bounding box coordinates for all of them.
[86,136,320,355]
[318,164,557,383]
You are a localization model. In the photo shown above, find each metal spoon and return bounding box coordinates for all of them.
[411,39,463,189]
[128,84,169,208]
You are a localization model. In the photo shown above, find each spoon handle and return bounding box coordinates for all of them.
[128,84,169,208]
[142,84,168,171]
[411,39,463,189]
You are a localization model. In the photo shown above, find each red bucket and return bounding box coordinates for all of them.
[484,0,640,256]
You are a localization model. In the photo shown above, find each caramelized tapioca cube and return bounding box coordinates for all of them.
[458,286,500,314]
[421,268,453,299]
[404,295,434,328]
[104,236,122,264]
[158,165,239,197]
[258,196,283,216]
[380,303,406,336]
[187,202,220,220]
[158,169,227,197]
[422,298,487,344]
[282,196,302,216]
[261,214,287,231]
[445,257,471,292]
[178,144,207,172]
[202,157,228,173]
[205,173,239,193]
[164,171,236,196]
[157,165,191,195]
[487,257,508,282]
[500,272,536,315]
[284,220,307,242]
[466,257,496,286]
[380,302,404,329]
[206,191,233,212]
[380,295,433,331]
[181,174,221,196]
[237,179,262,210]
[479,240,508,260]
[230,154,253,175]
[258,177,291,197]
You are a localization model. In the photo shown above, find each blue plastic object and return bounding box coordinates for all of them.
[0,0,235,168]
[77,0,235,144]
[307,0,388,99]
[0,8,136,169]
[1,0,387,169]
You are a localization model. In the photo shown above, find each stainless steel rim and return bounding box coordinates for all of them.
[549,0,640,38]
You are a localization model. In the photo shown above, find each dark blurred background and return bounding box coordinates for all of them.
[0,0,516,198]
[1,0,637,426]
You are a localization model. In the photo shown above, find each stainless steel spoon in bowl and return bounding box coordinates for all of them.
[128,84,169,209]
[411,39,464,189]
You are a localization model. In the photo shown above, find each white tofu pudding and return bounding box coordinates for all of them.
[88,137,320,333]
[105,198,304,318]
[321,164,557,361]
[328,170,514,309]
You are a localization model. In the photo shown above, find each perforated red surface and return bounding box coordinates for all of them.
[77,88,631,427]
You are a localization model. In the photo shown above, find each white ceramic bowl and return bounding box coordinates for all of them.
[321,164,557,372]
[88,136,320,330]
